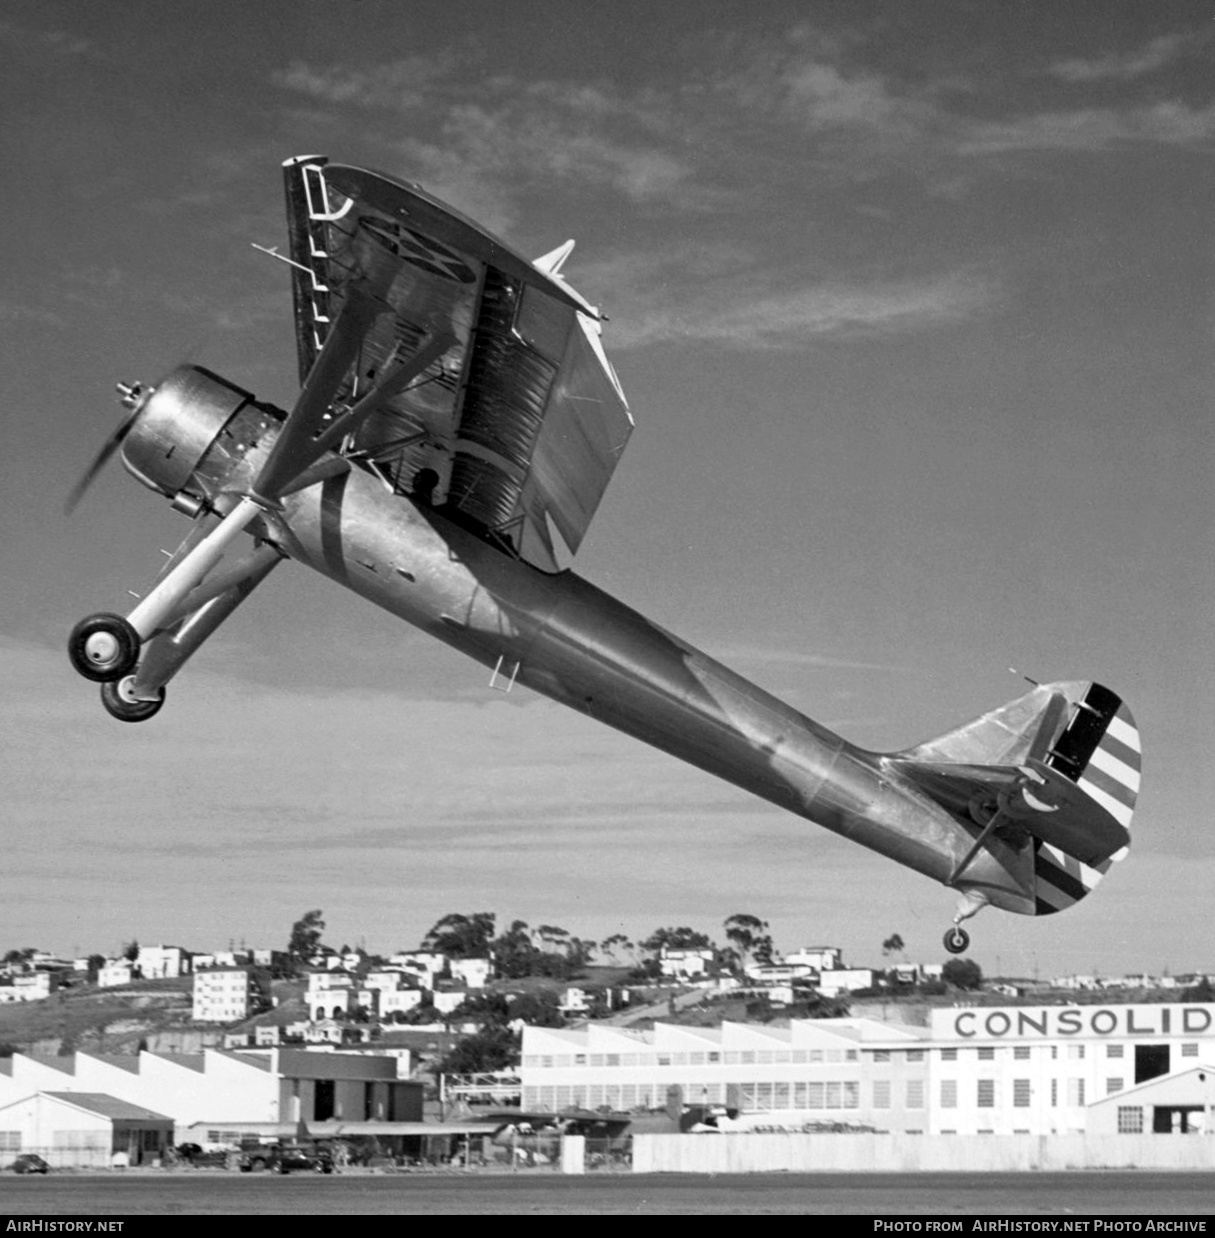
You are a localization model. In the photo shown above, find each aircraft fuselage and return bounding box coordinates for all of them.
[274,457,1025,912]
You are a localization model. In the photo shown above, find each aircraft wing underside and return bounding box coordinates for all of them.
[281,156,633,570]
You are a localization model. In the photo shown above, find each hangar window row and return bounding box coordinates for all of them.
[525,1049,861,1068]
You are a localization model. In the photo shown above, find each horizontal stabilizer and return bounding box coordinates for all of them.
[888,681,1140,916]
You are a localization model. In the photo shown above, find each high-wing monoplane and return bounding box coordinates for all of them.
[66,157,1140,953]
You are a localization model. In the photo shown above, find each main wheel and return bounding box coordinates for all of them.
[944,926,970,955]
[100,676,165,723]
[68,613,140,682]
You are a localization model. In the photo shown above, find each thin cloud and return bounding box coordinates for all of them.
[600,267,994,351]
[0,300,66,328]
[0,18,90,57]
[957,101,1215,155]
[273,51,469,110]
[1048,33,1192,83]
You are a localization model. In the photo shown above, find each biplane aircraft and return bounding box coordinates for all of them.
[66,156,1140,953]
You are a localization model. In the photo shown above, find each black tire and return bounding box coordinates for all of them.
[68,613,140,682]
[944,926,970,955]
[100,677,165,723]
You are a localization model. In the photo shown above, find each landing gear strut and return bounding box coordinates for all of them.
[942,889,987,955]
[68,613,140,682]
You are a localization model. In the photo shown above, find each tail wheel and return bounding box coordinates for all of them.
[68,613,140,682]
[944,926,970,955]
[101,676,165,723]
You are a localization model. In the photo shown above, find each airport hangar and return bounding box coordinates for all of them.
[520,1001,1215,1137]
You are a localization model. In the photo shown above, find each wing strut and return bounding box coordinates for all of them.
[124,320,454,643]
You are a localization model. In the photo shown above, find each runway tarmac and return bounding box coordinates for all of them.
[3,1170,1213,1216]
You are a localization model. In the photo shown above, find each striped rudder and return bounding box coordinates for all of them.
[1035,684,1139,915]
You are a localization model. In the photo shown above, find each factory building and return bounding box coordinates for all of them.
[521,1002,1215,1136]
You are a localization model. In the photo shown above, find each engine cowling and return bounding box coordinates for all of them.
[120,365,281,504]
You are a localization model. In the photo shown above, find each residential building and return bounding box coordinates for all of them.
[0,972,59,1003]
[450,957,492,989]
[659,948,717,979]
[192,966,270,1023]
[134,945,192,980]
[786,947,843,971]
[744,963,814,983]
[389,952,446,990]
[98,960,137,988]
[379,988,425,1019]
[817,968,875,996]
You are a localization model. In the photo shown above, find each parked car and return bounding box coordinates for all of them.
[237,1142,333,1174]
[272,1144,334,1175]
[10,1154,49,1174]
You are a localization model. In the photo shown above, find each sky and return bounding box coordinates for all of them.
[1,1,1212,980]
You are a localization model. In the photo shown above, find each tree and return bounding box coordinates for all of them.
[288,909,325,968]
[490,920,537,980]
[599,933,635,965]
[942,958,984,991]
[723,914,774,971]
[422,912,495,959]
[436,1026,518,1074]
[123,940,140,963]
[882,934,906,959]
[1182,975,1215,1002]
[640,926,713,953]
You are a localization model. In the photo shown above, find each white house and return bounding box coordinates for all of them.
[98,960,138,989]
[659,948,717,979]
[450,957,492,989]
[135,945,192,980]
[817,968,874,996]
[379,988,425,1019]
[390,952,446,989]
[0,972,59,1003]
[786,947,843,971]
[192,967,270,1023]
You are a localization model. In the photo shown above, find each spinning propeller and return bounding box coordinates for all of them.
[63,382,149,515]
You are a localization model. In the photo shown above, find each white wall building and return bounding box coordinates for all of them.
[786,947,843,971]
[659,948,717,979]
[520,1002,1215,1138]
[389,952,446,989]
[450,957,492,989]
[0,1047,419,1143]
[0,972,59,1003]
[192,967,269,1023]
[0,1092,173,1168]
[379,988,425,1019]
[98,960,137,989]
[135,945,192,980]
[817,968,874,996]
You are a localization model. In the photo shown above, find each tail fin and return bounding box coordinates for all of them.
[890,681,1140,916]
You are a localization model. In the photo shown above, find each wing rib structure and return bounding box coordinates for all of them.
[281,156,633,571]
